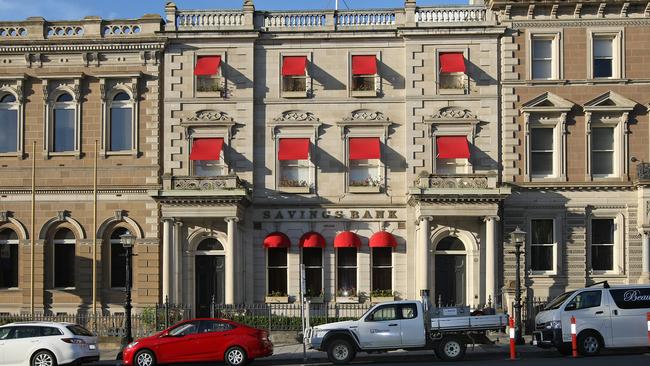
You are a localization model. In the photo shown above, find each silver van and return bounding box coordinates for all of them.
[533,282,650,356]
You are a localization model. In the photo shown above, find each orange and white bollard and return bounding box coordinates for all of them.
[571,316,578,357]
[646,312,650,346]
[509,317,516,360]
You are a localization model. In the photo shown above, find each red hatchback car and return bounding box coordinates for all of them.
[122,318,273,366]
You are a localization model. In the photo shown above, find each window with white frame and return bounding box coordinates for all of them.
[267,248,287,296]
[195,55,223,94]
[530,127,555,177]
[0,93,18,154]
[109,227,128,288]
[593,36,614,78]
[530,219,555,273]
[190,138,227,177]
[438,52,466,91]
[53,228,75,288]
[337,248,357,296]
[349,159,381,187]
[302,248,323,297]
[279,160,310,188]
[371,247,392,293]
[193,156,227,177]
[277,138,311,189]
[0,228,19,289]
[351,55,378,95]
[591,127,614,176]
[52,93,76,153]
[532,37,554,80]
[109,92,133,152]
[281,56,308,94]
[590,218,615,272]
[435,135,471,174]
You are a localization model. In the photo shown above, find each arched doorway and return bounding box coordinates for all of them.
[434,236,467,306]
[194,238,225,317]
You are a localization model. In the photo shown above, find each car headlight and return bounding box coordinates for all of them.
[314,330,328,338]
[126,341,139,348]
[546,321,562,329]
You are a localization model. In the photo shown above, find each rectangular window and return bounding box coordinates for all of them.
[0,242,19,288]
[279,160,310,188]
[195,56,222,93]
[0,109,18,153]
[109,107,132,152]
[372,247,392,292]
[591,127,614,176]
[282,56,307,94]
[436,136,471,174]
[54,242,75,288]
[438,52,466,91]
[530,128,554,176]
[351,55,377,94]
[593,37,613,78]
[303,248,323,297]
[190,138,227,177]
[532,38,553,79]
[53,109,75,152]
[591,218,614,271]
[530,219,554,272]
[267,248,287,295]
[337,248,357,295]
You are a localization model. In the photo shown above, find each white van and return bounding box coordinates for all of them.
[533,282,650,356]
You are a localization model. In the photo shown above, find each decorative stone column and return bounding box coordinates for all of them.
[225,217,239,304]
[484,216,499,306]
[642,230,650,283]
[161,218,173,301]
[173,220,183,303]
[417,216,432,294]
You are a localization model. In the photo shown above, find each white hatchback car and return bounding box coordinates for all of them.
[0,322,100,366]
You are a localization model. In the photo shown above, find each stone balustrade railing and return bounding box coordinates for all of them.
[415,6,488,23]
[415,174,497,190]
[263,12,328,29]
[336,10,396,27]
[172,176,244,191]
[177,10,247,30]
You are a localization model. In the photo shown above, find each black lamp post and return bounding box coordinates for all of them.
[510,226,526,346]
[120,231,136,348]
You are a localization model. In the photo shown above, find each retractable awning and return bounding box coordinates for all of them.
[189,138,224,161]
[352,55,377,75]
[278,138,310,160]
[439,53,466,73]
[436,136,470,159]
[194,56,221,76]
[282,56,307,76]
[349,137,381,160]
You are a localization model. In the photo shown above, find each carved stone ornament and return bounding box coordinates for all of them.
[426,176,489,189]
[273,110,319,122]
[343,109,389,122]
[429,107,477,120]
[0,211,7,222]
[185,110,233,122]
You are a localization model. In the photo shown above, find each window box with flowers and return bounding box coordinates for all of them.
[304,288,324,304]
[349,176,382,193]
[265,291,290,304]
[370,289,396,303]
[335,288,359,303]
[278,178,311,194]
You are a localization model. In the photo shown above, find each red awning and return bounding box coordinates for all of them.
[282,56,307,76]
[349,137,381,160]
[189,138,224,161]
[299,232,326,248]
[264,232,291,248]
[194,56,221,76]
[436,136,470,159]
[278,138,310,161]
[334,231,362,248]
[352,55,377,75]
[439,53,466,73]
[369,231,397,248]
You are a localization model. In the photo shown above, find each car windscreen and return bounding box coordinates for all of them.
[66,325,94,336]
[544,291,575,310]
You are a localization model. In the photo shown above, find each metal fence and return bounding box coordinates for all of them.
[511,297,550,335]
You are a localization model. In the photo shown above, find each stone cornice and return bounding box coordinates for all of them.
[510,183,636,192]
[0,41,166,54]
[508,18,650,29]
[0,188,156,195]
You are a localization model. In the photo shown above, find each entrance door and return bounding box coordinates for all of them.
[435,255,466,306]
[195,255,225,317]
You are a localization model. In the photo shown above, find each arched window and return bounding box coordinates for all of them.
[109,92,133,152]
[52,92,76,153]
[110,227,130,288]
[196,238,224,252]
[0,228,19,288]
[436,237,465,251]
[53,228,76,288]
[0,92,19,154]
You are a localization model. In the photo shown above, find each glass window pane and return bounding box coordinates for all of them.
[533,39,552,59]
[439,73,464,89]
[592,128,613,150]
[593,38,613,58]
[531,246,553,271]
[371,306,397,321]
[372,268,392,292]
[0,109,18,153]
[592,152,614,175]
[283,76,306,92]
[593,59,612,78]
[280,160,309,187]
[110,107,132,151]
[268,248,287,266]
[532,60,552,79]
[337,268,357,293]
[267,268,287,294]
[196,75,221,93]
[531,128,554,150]
[194,160,225,177]
[592,219,614,244]
[56,93,73,103]
[54,243,75,288]
[352,76,375,91]
[110,242,127,288]
[372,247,392,267]
[531,219,553,244]
[337,248,357,266]
[592,245,614,271]
[531,152,553,175]
[53,109,75,152]
[302,248,322,267]
[0,94,16,103]
[305,267,322,296]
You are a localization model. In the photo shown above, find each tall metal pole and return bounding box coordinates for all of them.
[92,140,98,318]
[123,245,133,347]
[514,242,524,345]
[30,141,36,316]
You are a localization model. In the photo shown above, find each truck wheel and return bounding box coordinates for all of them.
[327,339,356,364]
[577,331,602,356]
[436,336,467,362]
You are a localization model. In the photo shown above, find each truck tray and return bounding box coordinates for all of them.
[430,314,508,331]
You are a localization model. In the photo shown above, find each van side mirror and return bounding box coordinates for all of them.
[565,303,576,311]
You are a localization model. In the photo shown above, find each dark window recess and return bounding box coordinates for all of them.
[40,327,63,336]
[110,228,128,288]
[303,248,322,297]
[282,77,306,92]
[369,305,397,321]
[531,219,553,271]
[267,248,287,295]
[591,219,614,271]
[337,248,357,294]
[436,237,465,251]
[199,320,234,333]
[0,229,19,288]
[372,247,392,292]
[609,288,650,309]
[53,108,75,152]
[14,326,40,339]
[54,229,75,288]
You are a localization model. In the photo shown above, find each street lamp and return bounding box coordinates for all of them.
[120,231,136,348]
[510,226,526,345]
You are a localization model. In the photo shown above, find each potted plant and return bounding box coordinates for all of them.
[265,290,290,304]
[336,288,359,303]
[304,288,324,304]
[349,177,382,193]
[279,178,310,193]
[370,289,396,303]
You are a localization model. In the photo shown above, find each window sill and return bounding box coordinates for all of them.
[49,287,76,292]
[349,185,381,193]
[0,152,22,159]
[370,296,395,303]
[265,296,290,304]
[0,287,20,291]
[529,272,557,277]
[282,90,308,98]
[438,88,466,95]
[49,152,79,158]
[279,186,311,194]
[305,296,324,304]
[350,90,378,98]
[589,272,624,278]
[336,296,360,304]
[195,91,224,98]
[585,78,626,84]
[106,151,137,157]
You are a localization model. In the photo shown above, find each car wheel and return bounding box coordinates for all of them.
[436,336,467,362]
[134,350,156,366]
[327,339,356,364]
[225,346,248,366]
[31,350,57,366]
[578,331,602,356]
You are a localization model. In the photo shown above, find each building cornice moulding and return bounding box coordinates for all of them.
[509,18,650,29]
[0,42,166,54]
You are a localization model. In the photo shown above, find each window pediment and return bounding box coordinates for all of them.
[583,91,636,113]
[182,110,236,142]
[427,107,477,122]
[424,107,478,138]
[521,92,573,113]
[337,109,391,140]
[270,110,321,140]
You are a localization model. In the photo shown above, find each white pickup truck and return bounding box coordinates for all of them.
[306,300,508,364]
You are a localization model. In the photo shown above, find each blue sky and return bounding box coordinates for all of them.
[0,0,470,21]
